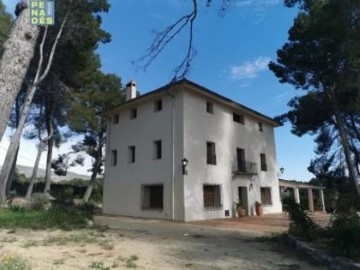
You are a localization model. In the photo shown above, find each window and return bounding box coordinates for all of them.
[128,146,136,163]
[142,185,163,210]
[154,140,162,159]
[206,142,216,165]
[233,113,245,125]
[236,148,246,172]
[154,99,162,112]
[130,108,137,119]
[111,150,117,166]
[206,102,213,114]
[260,153,267,171]
[113,114,119,124]
[261,187,272,205]
[203,184,222,209]
[258,122,263,132]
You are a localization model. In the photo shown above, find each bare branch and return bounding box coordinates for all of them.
[38,12,69,84]
[135,0,198,81]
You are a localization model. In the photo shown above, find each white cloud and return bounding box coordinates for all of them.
[236,0,281,8]
[229,57,271,80]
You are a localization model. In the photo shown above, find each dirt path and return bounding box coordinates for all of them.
[0,218,326,269]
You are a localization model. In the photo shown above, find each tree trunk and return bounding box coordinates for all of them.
[0,1,39,141]
[0,85,38,201]
[83,137,104,203]
[0,14,68,202]
[43,98,55,195]
[6,93,22,196]
[330,92,360,196]
[6,146,19,196]
[43,136,53,194]
[25,142,44,200]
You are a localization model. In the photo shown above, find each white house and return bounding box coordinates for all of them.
[102,79,282,222]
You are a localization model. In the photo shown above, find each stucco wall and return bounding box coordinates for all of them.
[103,91,185,220]
[182,89,282,221]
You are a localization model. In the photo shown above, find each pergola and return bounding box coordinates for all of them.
[279,179,326,212]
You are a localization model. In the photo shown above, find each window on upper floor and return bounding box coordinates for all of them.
[111,150,117,166]
[142,184,163,210]
[128,146,136,163]
[154,99,162,112]
[153,140,162,160]
[203,184,222,209]
[113,114,119,124]
[260,153,267,171]
[206,142,216,165]
[233,113,245,125]
[206,102,213,114]
[261,187,272,205]
[258,122,263,132]
[130,108,137,119]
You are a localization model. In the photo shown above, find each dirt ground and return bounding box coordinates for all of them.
[0,217,326,270]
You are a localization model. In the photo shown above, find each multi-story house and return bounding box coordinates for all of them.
[103,79,282,221]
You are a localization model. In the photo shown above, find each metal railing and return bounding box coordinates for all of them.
[232,160,258,175]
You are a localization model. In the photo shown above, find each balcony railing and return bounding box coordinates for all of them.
[232,160,258,175]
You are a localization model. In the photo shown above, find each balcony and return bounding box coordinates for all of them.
[232,160,258,175]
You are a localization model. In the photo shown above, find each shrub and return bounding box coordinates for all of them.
[30,193,52,210]
[330,213,360,257]
[0,253,30,270]
[282,196,318,241]
[0,206,89,230]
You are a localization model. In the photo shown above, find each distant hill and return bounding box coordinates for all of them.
[0,165,90,182]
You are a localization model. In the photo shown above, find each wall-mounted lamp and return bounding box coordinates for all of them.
[280,167,285,175]
[249,183,253,191]
[182,158,188,175]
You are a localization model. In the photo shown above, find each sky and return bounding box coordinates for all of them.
[1,0,316,181]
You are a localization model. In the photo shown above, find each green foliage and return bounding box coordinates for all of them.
[330,213,360,258]
[269,0,360,196]
[0,254,30,270]
[0,206,89,230]
[29,193,51,210]
[89,261,110,270]
[282,196,318,241]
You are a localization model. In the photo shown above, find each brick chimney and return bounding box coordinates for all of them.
[126,80,137,101]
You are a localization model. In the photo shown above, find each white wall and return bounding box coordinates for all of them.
[182,89,282,221]
[103,91,185,220]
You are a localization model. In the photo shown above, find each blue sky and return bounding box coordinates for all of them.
[2,0,316,180]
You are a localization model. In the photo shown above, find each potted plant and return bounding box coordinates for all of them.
[235,201,246,217]
[255,201,263,216]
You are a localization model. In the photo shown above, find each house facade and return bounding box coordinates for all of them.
[103,79,282,221]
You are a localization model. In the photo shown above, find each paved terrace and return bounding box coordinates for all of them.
[191,212,331,234]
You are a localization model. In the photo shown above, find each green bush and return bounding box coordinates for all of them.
[0,254,30,270]
[330,213,360,257]
[0,206,89,230]
[30,193,51,210]
[282,196,319,241]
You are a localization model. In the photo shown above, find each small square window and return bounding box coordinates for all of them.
[258,122,263,132]
[130,108,137,119]
[206,102,213,114]
[203,184,222,209]
[154,99,162,112]
[111,150,117,166]
[128,146,136,163]
[142,185,163,210]
[154,140,162,160]
[233,113,245,125]
[113,114,119,124]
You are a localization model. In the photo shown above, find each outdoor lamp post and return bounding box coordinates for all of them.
[182,158,188,175]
